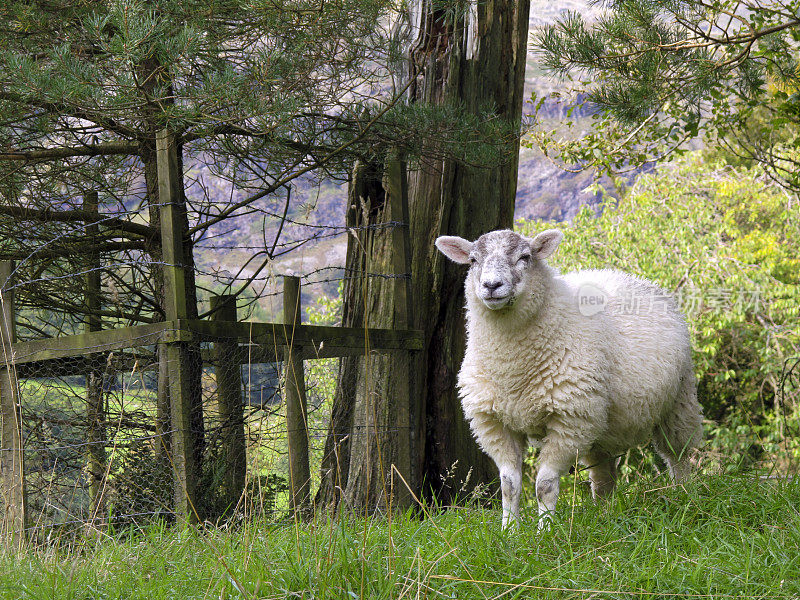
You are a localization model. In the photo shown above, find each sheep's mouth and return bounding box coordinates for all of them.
[481,294,513,310]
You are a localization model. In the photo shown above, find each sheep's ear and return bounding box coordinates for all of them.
[435,236,473,264]
[530,229,563,260]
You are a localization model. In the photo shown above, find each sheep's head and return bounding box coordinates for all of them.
[435,229,563,311]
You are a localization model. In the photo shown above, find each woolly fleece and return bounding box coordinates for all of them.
[436,229,703,527]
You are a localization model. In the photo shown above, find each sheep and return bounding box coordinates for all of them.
[435,228,703,528]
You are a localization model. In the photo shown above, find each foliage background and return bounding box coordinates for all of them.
[519,150,800,475]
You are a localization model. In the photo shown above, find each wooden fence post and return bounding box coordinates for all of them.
[0,261,26,548]
[156,128,198,523]
[283,275,311,515]
[384,155,415,508]
[211,295,245,512]
[84,192,106,520]
[155,343,171,490]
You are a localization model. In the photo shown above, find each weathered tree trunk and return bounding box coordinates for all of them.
[408,0,531,505]
[318,0,531,510]
[316,162,391,508]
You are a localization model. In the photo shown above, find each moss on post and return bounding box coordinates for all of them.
[156,129,198,523]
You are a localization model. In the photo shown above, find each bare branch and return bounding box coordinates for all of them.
[0,205,155,239]
[0,141,139,161]
[0,241,146,260]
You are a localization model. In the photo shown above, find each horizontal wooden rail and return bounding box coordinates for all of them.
[183,320,424,357]
[5,319,424,368]
[11,321,170,364]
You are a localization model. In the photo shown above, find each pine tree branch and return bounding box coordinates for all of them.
[0,90,137,139]
[180,123,343,156]
[540,10,800,69]
[19,293,156,325]
[186,81,414,237]
[0,123,338,163]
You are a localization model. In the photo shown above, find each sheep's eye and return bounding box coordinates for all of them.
[468,256,477,265]
[517,254,530,265]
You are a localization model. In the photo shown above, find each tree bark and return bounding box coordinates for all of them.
[318,0,531,511]
[316,161,388,509]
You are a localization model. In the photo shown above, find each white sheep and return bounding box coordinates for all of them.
[435,228,703,528]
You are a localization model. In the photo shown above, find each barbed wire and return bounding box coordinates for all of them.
[3,245,409,293]
[194,220,404,251]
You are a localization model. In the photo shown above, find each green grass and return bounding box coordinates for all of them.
[1,473,798,599]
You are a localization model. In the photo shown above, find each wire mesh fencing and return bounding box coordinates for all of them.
[1,324,343,543]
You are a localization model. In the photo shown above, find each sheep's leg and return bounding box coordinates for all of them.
[653,416,700,481]
[535,463,561,527]
[499,458,524,529]
[468,411,525,529]
[536,439,579,528]
[653,378,703,482]
[584,451,617,499]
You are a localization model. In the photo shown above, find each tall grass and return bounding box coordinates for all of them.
[2,472,797,599]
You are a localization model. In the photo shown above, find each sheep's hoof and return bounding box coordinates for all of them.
[501,512,520,531]
[537,512,554,531]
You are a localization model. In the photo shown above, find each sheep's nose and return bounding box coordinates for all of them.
[482,279,503,292]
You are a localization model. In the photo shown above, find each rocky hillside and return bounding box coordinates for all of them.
[517,0,611,221]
